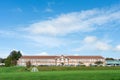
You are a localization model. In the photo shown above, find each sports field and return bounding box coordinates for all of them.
[0,70,120,80]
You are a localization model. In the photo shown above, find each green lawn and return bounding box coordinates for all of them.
[0,70,120,80]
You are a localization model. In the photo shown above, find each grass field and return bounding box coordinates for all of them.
[0,67,120,80]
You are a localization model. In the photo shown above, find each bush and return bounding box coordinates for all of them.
[36,66,120,71]
[0,66,27,72]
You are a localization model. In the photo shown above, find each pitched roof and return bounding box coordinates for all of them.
[67,56,104,59]
[20,56,58,59]
[20,55,104,59]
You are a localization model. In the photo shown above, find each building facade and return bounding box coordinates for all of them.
[106,60,120,66]
[17,55,105,66]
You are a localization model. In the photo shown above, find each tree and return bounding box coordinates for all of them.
[9,50,22,60]
[26,61,31,68]
[61,62,64,66]
[17,51,22,60]
[0,58,5,63]
[5,50,22,67]
[95,61,103,66]
[78,61,83,65]
[4,57,12,67]
[105,58,114,60]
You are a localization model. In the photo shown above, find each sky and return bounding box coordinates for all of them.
[0,0,120,58]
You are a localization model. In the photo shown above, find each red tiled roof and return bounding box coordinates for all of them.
[20,55,104,59]
[20,56,58,59]
[67,56,104,59]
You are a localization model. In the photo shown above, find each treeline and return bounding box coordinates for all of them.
[0,50,22,67]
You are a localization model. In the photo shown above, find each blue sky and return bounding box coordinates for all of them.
[0,0,120,58]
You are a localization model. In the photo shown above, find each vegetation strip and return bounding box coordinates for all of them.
[0,70,120,80]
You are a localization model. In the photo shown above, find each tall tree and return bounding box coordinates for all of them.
[5,50,22,67]
[17,51,22,60]
[9,50,22,60]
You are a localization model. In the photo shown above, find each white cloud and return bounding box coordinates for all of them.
[73,54,80,56]
[13,5,119,50]
[0,30,16,36]
[19,6,120,48]
[37,52,49,55]
[73,36,111,51]
[96,42,111,51]
[23,52,49,56]
[24,35,65,47]
[24,11,96,36]
[84,36,97,43]
[115,45,120,51]
[23,6,120,36]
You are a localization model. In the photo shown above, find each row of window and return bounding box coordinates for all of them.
[19,59,104,63]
